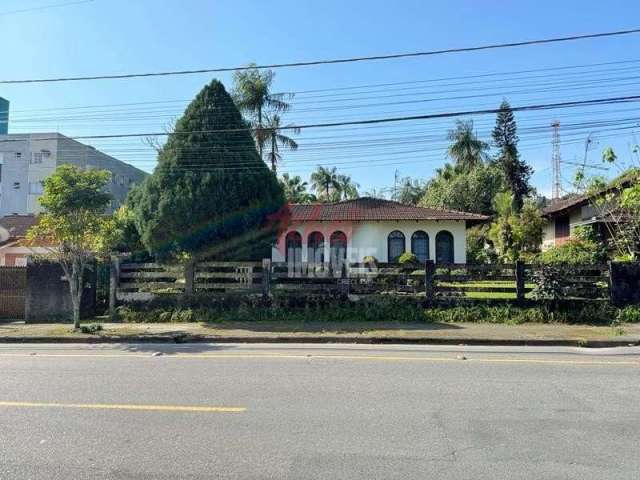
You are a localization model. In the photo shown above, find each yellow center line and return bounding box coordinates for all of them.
[0,401,245,413]
[0,352,638,366]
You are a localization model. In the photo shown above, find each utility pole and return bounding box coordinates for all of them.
[551,121,561,201]
[393,169,399,200]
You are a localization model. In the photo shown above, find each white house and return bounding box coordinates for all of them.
[272,197,488,265]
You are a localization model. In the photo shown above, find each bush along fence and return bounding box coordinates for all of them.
[108,257,640,316]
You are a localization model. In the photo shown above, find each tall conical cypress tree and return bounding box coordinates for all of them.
[492,100,532,211]
[133,79,286,260]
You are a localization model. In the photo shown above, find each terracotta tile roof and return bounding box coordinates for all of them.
[290,198,489,222]
[0,215,38,241]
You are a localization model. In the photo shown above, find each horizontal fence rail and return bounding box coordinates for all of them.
[113,258,614,307]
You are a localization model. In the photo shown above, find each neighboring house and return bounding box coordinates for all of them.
[540,173,638,250]
[272,197,488,265]
[0,215,44,266]
[0,132,147,216]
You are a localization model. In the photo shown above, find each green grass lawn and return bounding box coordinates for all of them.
[437,281,536,299]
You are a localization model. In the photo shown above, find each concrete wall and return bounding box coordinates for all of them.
[272,220,467,264]
[24,261,96,322]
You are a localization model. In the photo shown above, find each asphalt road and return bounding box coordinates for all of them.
[0,343,639,480]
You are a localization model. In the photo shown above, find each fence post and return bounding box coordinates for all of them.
[424,260,435,304]
[109,255,120,321]
[184,260,195,296]
[515,260,525,304]
[262,258,272,299]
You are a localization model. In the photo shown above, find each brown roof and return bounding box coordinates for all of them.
[0,215,38,241]
[290,198,489,222]
[543,169,640,217]
[542,194,589,216]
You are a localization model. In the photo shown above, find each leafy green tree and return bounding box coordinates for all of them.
[447,119,489,171]
[393,176,425,205]
[420,162,505,215]
[488,194,543,262]
[232,65,291,158]
[27,165,112,328]
[263,114,300,173]
[492,100,532,211]
[280,173,316,203]
[466,224,498,264]
[488,191,517,261]
[573,149,640,260]
[133,79,286,261]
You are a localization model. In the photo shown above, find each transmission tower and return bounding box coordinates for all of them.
[551,121,561,201]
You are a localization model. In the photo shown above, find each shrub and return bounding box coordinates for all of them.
[540,238,606,265]
[80,323,103,334]
[115,295,620,326]
[361,255,378,265]
[616,306,640,323]
[398,252,419,265]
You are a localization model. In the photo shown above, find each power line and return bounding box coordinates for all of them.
[0,0,94,16]
[3,28,640,84]
[3,94,639,143]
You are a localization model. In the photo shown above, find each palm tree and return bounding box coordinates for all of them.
[310,166,341,202]
[263,114,301,173]
[280,173,316,203]
[447,120,489,171]
[435,163,457,180]
[336,174,359,200]
[232,65,292,158]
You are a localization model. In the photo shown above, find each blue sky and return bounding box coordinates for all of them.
[1,0,640,197]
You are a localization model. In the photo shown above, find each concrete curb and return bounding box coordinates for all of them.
[0,335,638,348]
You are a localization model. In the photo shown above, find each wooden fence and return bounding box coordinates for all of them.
[116,260,265,302]
[113,259,612,306]
[0,266,27,319]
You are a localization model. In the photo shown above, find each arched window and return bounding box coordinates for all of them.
[411,231,429,263]
[329,231,347,268]
[387,230,405,263]
[436,231,454,264]
[285,231,302,266]
[308,231,325,264]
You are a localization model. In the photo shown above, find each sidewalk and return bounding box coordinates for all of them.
[1,321,639,347]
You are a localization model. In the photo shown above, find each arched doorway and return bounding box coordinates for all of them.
[285,231,302,266]
[411,231,429,263]
[435,231,454,264]
[329,231,347,270]
[308,231,325,264]
[387,230,405,263]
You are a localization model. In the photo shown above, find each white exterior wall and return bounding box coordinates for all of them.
[540,206,585,251]
[541,218,555,251]
[272,220,467,264]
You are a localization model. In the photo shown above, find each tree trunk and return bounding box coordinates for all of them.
[271,135,277,173]
[69,260,84,329]
[257,105,263,159]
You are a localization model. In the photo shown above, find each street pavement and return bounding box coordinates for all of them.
[0,343,639,479]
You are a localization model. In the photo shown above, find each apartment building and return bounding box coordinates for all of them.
[0,133,147,216]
